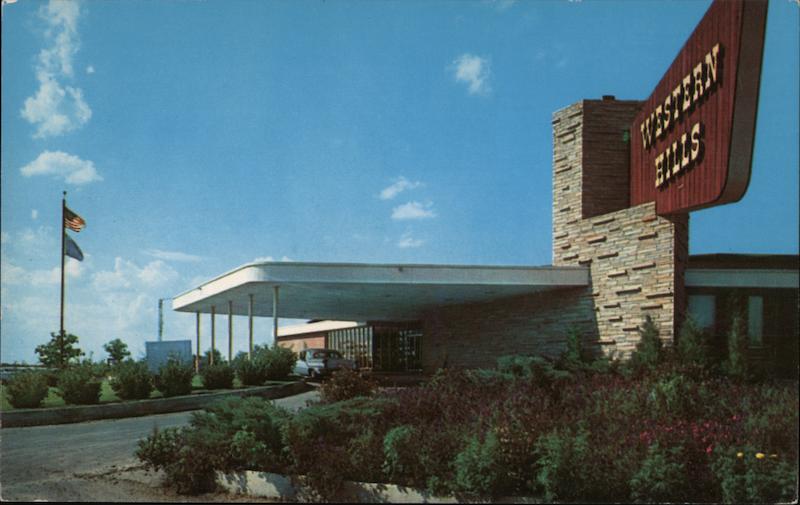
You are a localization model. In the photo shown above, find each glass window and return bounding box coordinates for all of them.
[747,296,764,346]
[688,295,715,330]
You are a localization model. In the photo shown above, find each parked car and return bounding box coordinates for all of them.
[293,348,357,379]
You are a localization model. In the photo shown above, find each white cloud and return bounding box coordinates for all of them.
[451,53,491,96]
[92,257,178,292]
[397,231,424,249]
[20,0,91,138]
[144,249,202,263]
[1,257,83,286]
[391,201,437,220]
[31,209,39,220]
[20,150,102,185]
[253,256,293,263]
[86,65,95,74]
[379,176,422,200]
[485,0,517,11]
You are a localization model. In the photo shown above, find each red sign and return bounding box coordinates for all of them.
[630,0,768,214]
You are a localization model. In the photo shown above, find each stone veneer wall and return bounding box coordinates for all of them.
[420,288,594,372]
[552,99,689,356]
[418,98,689,373]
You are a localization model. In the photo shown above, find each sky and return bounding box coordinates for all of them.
[1,0,798,364]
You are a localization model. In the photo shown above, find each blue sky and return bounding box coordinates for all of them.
[2,0,798,364]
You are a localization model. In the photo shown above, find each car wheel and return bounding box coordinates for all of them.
[309,369,318,379]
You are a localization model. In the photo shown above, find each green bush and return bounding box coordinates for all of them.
[200,363,235,389]
[110,360,153,400]
[6,370,50,408]
[723,314,749,380]
[262,344,296,380]
[629,443,688,503]
[534,426,591,502]
[234,354,266,386]
[382,425,422,485]
[154,357,194,397]
[57,362,102,405]
[136,397,290,495]
[318,368,376,403]
[676,316,711,368]
[496,354,572,386]
[453,431,509,496]
[232,345,296,384]
[136,426,217,494]
[283,397,398,499]
[630,316,663,373]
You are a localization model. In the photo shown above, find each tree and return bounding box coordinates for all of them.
[103,338,131,364]
[35,332,84,368]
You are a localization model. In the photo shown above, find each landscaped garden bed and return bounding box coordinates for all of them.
[135,320,799,503]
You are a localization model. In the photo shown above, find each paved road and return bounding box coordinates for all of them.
[0,390,319,502]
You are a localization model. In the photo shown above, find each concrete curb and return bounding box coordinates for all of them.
[0,381,312,429]
[216,470,543,503]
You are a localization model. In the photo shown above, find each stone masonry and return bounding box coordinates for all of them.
[419,98,689,372]
[553,99,689,356]
[420,288,594,372]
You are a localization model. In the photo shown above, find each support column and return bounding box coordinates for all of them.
[228,300,234,363]
[248,294,254,360]
[195,311,201,373]
[210,305,216,365]
[272,286,279,346]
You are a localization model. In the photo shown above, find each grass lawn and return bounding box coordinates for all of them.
[1,375,296,411]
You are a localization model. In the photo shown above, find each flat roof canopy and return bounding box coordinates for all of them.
[172,261,590,321]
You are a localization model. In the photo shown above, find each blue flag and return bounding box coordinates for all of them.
[65,233,84,261]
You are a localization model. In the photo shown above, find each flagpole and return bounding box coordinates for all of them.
[60,191,66,365]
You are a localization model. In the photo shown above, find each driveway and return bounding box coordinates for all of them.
[0,390,319,502]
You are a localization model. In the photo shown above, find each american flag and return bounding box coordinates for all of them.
[64,206,86,232]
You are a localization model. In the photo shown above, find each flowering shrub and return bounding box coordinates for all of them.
[713,445,798,503]
[136,351,799,501]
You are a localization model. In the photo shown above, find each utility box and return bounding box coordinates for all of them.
[145,340,193,373]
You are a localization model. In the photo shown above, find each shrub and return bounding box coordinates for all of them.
[676,316,711,368]
[453,431,509,496]
[630,316,662,372]
[110,360,153,400]
[154,357,194,397]
[723,314,749,380]
[136,397,290,495]
[262,344,295,380]
[534,426,591,502]
[283,397,398,499]
[6,370,50,408]
[496,355,571,386]
[136,426,217,494]
[382,425,420,483]
[234,354,266,386]
[200,363,235,389]
[57,362,102,405]
[318,368,376,403]
[629,443,688,503]
[712,445,798,504]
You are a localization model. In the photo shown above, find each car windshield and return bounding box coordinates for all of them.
[311,350,343,359]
